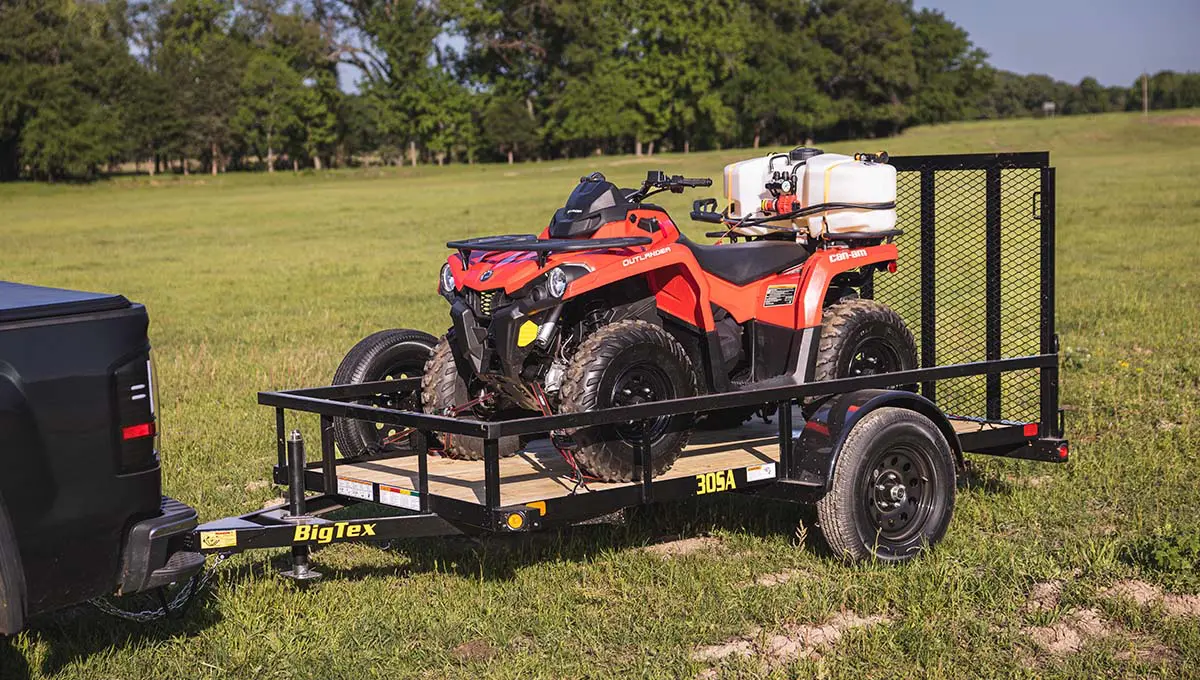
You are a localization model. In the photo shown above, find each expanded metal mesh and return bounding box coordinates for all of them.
[873,156,1048,423]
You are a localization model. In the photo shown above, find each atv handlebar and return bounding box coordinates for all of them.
[630,171,713,201]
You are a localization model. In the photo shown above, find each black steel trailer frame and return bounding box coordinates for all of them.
[191,152,1067,575]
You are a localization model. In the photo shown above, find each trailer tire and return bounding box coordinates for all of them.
[421,337,522,461]
[816,407,955,563]
[331,329,438,459]
[813,299,917,390]
[560,320,696,482]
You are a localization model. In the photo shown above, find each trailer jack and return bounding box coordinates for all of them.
[279,430,321,582]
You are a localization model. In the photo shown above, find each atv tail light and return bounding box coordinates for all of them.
[886,261,898,273]
[1023,422,1039,437]
[123,422,156,440]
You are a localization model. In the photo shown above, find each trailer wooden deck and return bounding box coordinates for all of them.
[334,414,1000,508]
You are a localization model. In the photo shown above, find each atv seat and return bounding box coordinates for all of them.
[678,237,811,287]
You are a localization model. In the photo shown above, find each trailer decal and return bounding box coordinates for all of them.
[695,469,736,495]
[199,530,237,549]
[293,522,377,544]
[337,476,373,501]
[379,484,420,511]
[745,463,776,482]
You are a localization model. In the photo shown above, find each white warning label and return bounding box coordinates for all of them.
[337,477,373,501]
[745,463,777,482]
[379,484,421,511]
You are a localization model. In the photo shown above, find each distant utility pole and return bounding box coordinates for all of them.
[1142,72,1149,118]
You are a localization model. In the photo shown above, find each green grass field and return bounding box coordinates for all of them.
[2,110,1199,678]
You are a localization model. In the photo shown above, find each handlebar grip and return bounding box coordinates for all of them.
[681,177,712,187]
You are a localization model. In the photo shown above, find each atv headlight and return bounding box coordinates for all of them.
[547,267,568,298]
[439,263,455,294]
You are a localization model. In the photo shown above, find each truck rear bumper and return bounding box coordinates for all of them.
[117,496,205,594]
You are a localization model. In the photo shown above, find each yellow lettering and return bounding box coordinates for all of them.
[347,525,361,537]
[362,523,376,536]
[695,471,737,495]
[318,526,334,544]
[336,523,346,539]
[294,525,310,542]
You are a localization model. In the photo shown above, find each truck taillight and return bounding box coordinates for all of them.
[113,353,159,473]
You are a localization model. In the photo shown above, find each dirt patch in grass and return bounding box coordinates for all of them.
[1115,641,1178,664]
[692,611,889,672]
[1024,580,1063,612]
[452,639,497,662]
[643,536,722,557]
[1152,115,1200,127]
[1024,608,1113,656]
[1105,580,1200,617]
[749,569,809,588]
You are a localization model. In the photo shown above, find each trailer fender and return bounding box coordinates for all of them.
[793,389,963,497]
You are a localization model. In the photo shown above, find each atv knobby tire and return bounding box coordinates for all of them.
[816,407,956,562]
[420,336,521,460]
[814,299,917,386]
[559,320,697,482]
[331,329,438,459]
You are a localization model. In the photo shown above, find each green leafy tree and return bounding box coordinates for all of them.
[907,7,992,125]
[233,51,303,171]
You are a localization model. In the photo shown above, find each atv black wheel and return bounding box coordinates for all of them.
[331,329,437,459]
[814,299,917,385]
[559,320,697,482]
[420,336,522,461]
[816,407,956,562]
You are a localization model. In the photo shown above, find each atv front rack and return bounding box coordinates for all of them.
[447,234,653,266]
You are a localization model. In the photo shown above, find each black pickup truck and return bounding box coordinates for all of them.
[0,282,203,634]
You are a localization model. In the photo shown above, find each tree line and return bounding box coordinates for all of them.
[2,0,1199,181]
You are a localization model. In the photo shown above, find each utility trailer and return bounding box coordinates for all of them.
[191,153,1067,574]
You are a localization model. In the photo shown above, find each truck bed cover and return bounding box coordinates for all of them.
[0,281,130,323]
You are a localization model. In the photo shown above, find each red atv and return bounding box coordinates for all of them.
[333,156,915,481]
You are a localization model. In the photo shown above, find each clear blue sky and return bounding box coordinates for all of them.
[917,0,1199,86]
[338,1,1200,92]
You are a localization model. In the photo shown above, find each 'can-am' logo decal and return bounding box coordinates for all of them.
[828,248,868,263]
[623,247,670,267]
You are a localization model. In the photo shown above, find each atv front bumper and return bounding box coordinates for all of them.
[449,298,541,381]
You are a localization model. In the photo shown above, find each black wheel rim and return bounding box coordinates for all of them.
[361,359,425,453]
[859,443,936,543]
[847,337,901,377]
[608,362,673,445]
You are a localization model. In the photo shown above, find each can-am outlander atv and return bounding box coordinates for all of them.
[333,149,915,482]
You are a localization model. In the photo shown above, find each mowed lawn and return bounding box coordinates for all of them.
[2,110,1199,678]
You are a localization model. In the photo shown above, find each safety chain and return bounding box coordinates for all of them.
[89,552,230,623]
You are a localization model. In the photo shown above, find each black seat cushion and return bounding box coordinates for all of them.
[678,237,811,286]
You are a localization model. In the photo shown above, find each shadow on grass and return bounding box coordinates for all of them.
[1,584,226,679]
[306,492,825,583]
[0,494,820,675]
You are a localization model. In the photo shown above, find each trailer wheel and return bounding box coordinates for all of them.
[814,299,917,387]
[331,329,437,459]
[421,337,522,460]
[559,320,696,482]
[816,407,955,563]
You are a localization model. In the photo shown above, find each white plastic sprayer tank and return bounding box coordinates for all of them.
[721,149,896,238]
[800,153,896,237]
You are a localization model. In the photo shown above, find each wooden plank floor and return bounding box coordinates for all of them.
[339,417,784,507]
[337,412,1007,507]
